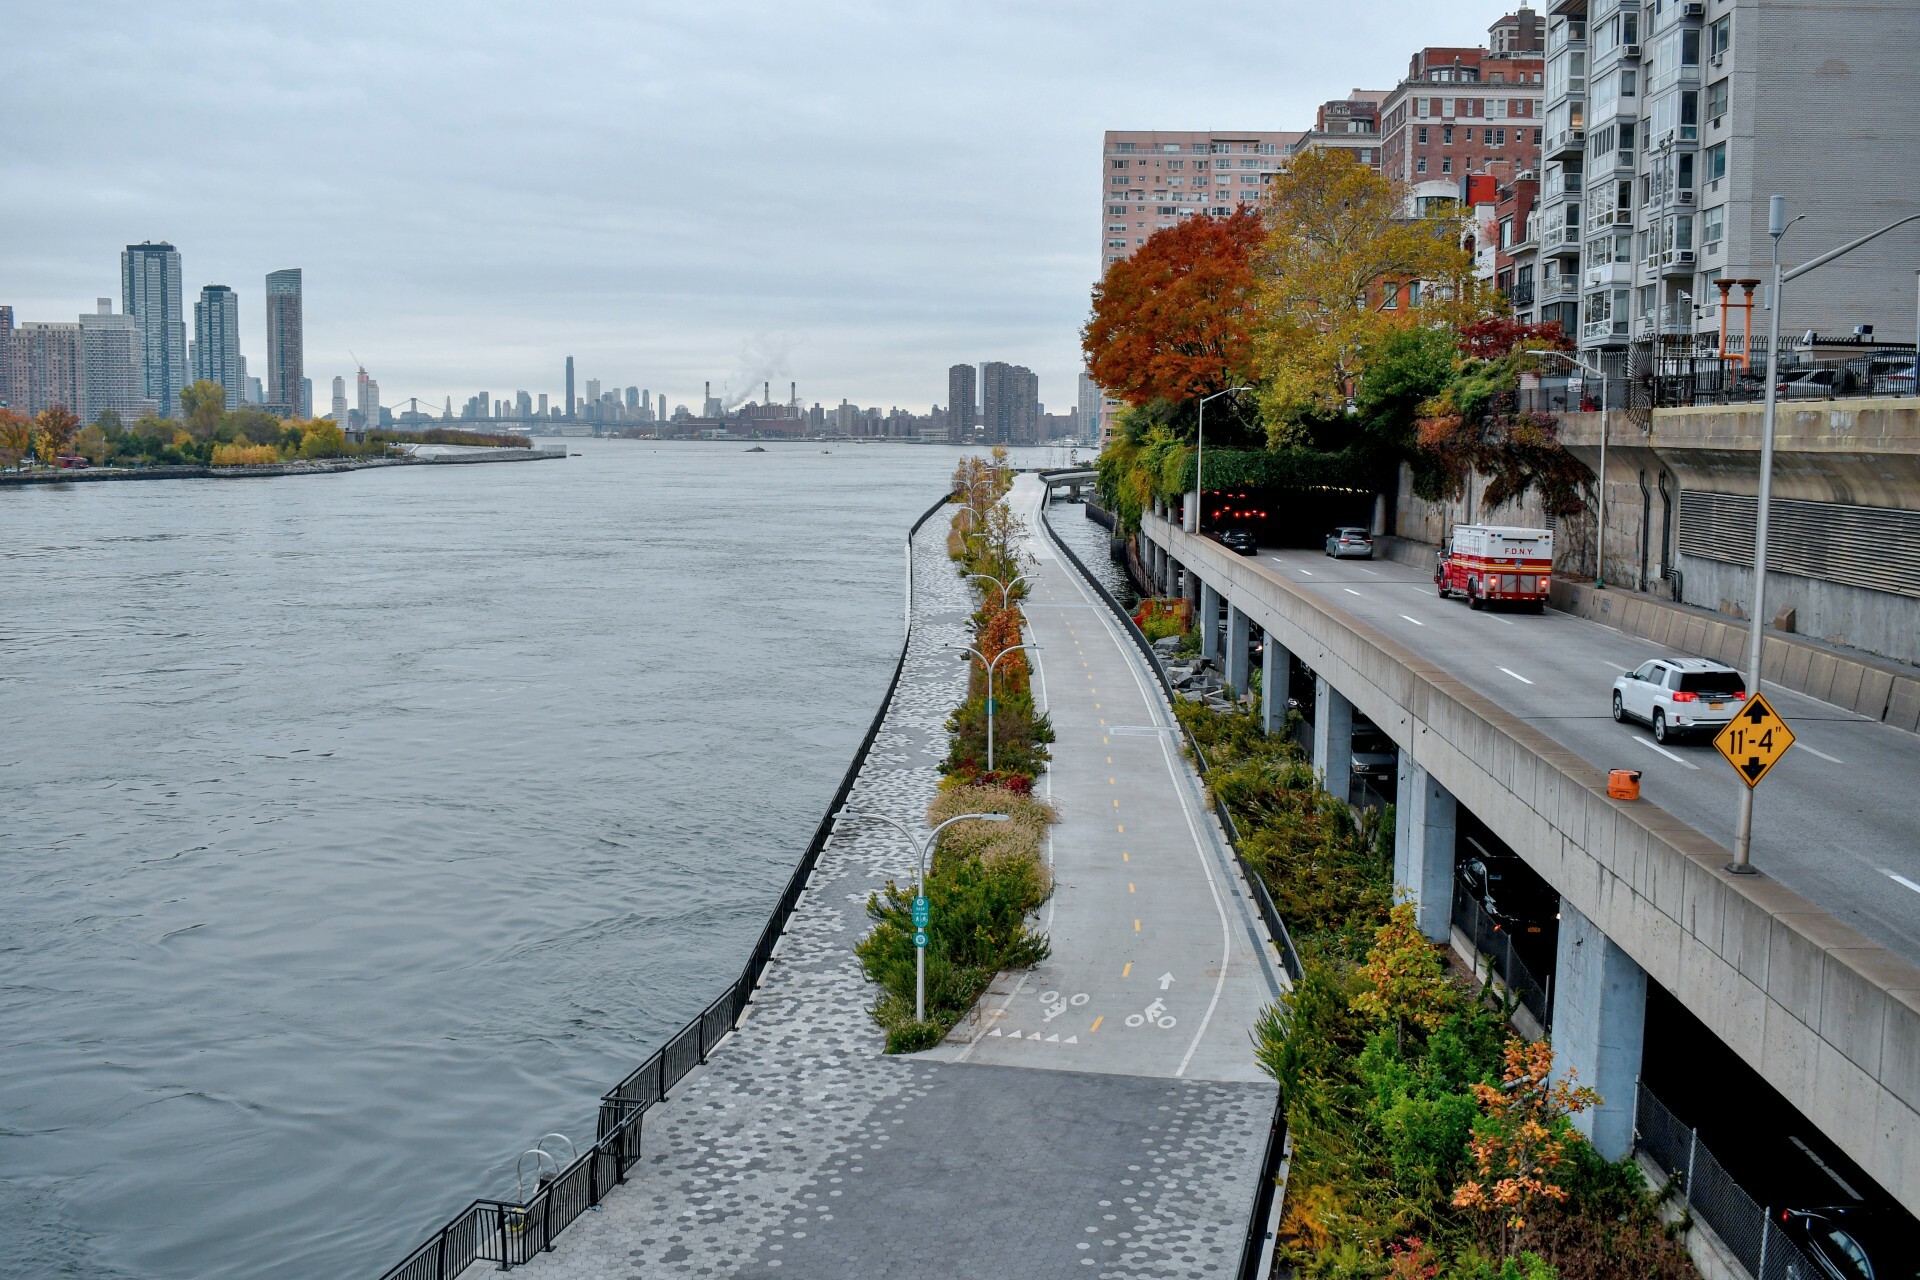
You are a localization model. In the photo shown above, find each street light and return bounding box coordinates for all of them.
[840,808,1011,1021]
[1727,196,1920,875]
[1532,348,1611,588]
[1188,385,1255,534]
[950,642,1041,772]
[966,572,1029,612]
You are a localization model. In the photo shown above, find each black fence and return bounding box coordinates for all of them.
[377,490,959,1279]
[1037,496,1296,1280]
[1449,881,1553,1031]
[1635,1084,1822,1280]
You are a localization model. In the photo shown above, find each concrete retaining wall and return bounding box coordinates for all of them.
[1145,510,1920,1214]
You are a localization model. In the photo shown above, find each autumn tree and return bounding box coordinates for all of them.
[1351,901,1455,1048]
[1251,148,1478,443]
[179,380,227,440]
[34,406,80,462]
[1453,1038,1601,1257]
[1083,208,1264,411]
[0,409,32,469]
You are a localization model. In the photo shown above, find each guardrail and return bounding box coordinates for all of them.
[1035,495,1294,1280]
[1635,1084,1822,1280]
[378,489,959,1279]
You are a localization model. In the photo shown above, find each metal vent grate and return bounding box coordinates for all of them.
[1677,490,1920,600]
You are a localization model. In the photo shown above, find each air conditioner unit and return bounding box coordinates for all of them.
[1623,43,1642,59]
[1710,51,1725,68]
[1682,2,1705,17]
[1677,189,1696,204]
[1673,250,1697,266]
[1711,116,1724,129]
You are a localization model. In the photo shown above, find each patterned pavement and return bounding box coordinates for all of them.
[510,503,1275,1280]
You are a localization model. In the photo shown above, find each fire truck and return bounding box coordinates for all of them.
[1435,524,1554,612]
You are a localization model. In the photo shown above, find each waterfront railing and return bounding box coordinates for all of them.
[378,489,958,1279]
[1035,490,1296,1280]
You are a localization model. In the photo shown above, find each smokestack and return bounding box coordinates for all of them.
[764,380,770,406]
[790,381,796,408]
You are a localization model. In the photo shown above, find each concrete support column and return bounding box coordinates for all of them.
[1392,756,1457,943]
[1550,900,1649,1161]
[1224,604,1251,695]
[1261,633,1292,735]
[1199,582,1221,663]
[1372,492,1388,537]
[1312,676,1354,803]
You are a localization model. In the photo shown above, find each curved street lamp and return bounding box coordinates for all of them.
[840,808,1012,1020]
[1189,385,1255,534]
[966,572,1029,612]
[950,643,1041,772]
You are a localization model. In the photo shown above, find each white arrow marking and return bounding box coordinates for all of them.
[1157,973,1175,990]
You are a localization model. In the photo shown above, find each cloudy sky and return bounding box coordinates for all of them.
[6,1,1514,415]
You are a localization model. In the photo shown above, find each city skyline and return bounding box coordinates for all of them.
[3,1,1524,414]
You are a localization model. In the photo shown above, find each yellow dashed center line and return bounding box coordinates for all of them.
[1090,1015,1104,1033]
[1121,962,1131,977]
[1128,882,1135,893]
[1133,919,1142,932]
[1122,852,1129,862]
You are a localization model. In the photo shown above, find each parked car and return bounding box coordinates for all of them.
[1777,1203,1920,1280]
[1610,656,1747,743]
[1324,526,1374,559]
[1777,368,1858,399]
[1871,357,1917,397]
[1216,526,1259,556]
[1455,842,1558,935]
[1350,722,1397,780]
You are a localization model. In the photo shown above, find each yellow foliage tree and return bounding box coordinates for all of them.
[1351,900,1454,1047]
[1251,148,1480,441]
[0,410,31,469]
[298,420,347,459]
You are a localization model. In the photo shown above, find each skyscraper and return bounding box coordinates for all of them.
[192,284,244,407]
[331,375,348,423]
[122,241,187,417]
[300,376,312,418]
[264,268,303,416]
[1077,372,1101,445]
[11,322,83,416]
[946,364,977,442]
[0,305,15,410]
[356,367,378,430]
[78,297,151,423]
[565,356,575,419]
[980,361,1040,444]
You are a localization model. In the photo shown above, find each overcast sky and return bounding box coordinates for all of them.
[5,1,1515,415]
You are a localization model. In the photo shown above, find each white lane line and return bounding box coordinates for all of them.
[1355,566,1379,576]
[1493,616,1514,626]
[1632,736,1701,769]
[1798,743,1844,764]
[1399,614,1426,627]
[1342,588,1362,597]
[1597,659,1629,671]
[1297,568,1315,577]
[1498,666,1534,685]
[1881,869,1920,896]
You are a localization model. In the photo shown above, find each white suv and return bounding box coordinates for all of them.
[1611,657,1747,743]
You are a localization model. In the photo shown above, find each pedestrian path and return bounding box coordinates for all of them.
[514,485,1278,1279]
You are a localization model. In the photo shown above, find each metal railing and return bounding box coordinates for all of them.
[1450,881,1553,1030]
[1635,1084,1822,1280]
[1036,497,1297,1280]
[377,489,960,1278]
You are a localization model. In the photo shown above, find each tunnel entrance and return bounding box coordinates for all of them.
[1198,485,1378,550]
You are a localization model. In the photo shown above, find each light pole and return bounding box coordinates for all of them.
[1188,385,1254,534]
[1727,197,1920,874]
[951,642,1041,772]
[840,808,1011,1021]
[966,572,1029,612]
[1532,348,1611,588]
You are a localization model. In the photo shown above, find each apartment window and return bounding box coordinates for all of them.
[1706,79,1728,120]
[1259,143,1278,155]
[1195,160,1209,170]
[1115,143,1137,153]
[1441,157,1453,174]
[1107,240,1127,249]
[1416,97,1431,118]
[1500,217,1514,248]
[1157,206,1177,215]
[1702,204,1724,250]
[1417,156,1428,174]
[1710,15,1731,56]
[1705,141,1727,181]
[1110,159,1130,169]
[1418,126,1429,143]
[1443,124,1455,144]
[1635,284,1656,318]
[1534,127,1543,144]
[1110,177,1129,186]
[1161,143,1181,152]
[1108,205,1126,216]
[1494,128,1506,146]
[1678,90,1699,140]
[1442,98,1456,117]
[1193,176,1209,187]
[1167,160,1183,170]
[1239,158,1258,168]
[1612,232,1632,264]
[1359,148,1375,164]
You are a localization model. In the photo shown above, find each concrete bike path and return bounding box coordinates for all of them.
[925,476,1282,1081]
[509,497,1275,1280]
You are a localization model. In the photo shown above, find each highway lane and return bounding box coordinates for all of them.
[1245,545,1920,965]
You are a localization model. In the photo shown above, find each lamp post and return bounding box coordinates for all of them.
[1188,385,1254,534]
[1727,197,1920,874]
[951,643,1040,772]
[1533,348,1611,588]
[840,809,1011,1021]
[966,572,1029,612]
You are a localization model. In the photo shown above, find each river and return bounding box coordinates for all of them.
[0,439,1084,1279]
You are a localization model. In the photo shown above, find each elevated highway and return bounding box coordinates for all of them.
[1138,507,1920,1214]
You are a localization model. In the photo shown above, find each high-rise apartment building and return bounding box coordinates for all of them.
[193,284,244,407]
[79,298,152,422]
[330,375,348,423]
[946,363,976,442]
[0,306,15,410]
[1378,14,1546,217]
[516,390,533,418]
[1557,0,1917,377]
[538,392,549,417]
[356,367,378,430]
[564,357,575,418]
[980,361,1040,445]
[1098,129,1304,273]
[301,376,312,418]
[585,378,600,405]
[122,241,187,417]
[264,268,303,417]
[1077,372,1101,444]
[9,322,84,416]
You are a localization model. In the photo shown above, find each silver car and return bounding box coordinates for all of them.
[1324,527,1374,559]
[1610,657,1747,743]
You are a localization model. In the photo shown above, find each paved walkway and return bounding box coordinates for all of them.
[514,480,1279,1279]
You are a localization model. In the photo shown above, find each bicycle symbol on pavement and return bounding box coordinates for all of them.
[1037,989,1090,1022]
[1124,998,1176,1030]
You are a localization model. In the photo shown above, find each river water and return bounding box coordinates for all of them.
[0,440,1081,1280]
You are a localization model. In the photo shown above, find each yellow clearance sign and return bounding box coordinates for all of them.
[1713,692,1796,788]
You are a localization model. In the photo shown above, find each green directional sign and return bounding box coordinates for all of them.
[912,930,929,948]
[911,896,930,928]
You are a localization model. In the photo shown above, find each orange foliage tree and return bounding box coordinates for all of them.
[1082,207,1264,409]
[1452,1038,1602,1256]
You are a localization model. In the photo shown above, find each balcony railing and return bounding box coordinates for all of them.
[1510,281,1537,306]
